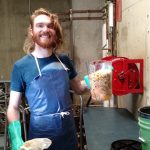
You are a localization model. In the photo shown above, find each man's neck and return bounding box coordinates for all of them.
[32,45,53,58]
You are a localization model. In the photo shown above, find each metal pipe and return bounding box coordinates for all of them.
[72,16,106,20]
[69,90,83,149]
[68,9,106,14]
[22,109,27,141]
[19,105,29,141]
[57,5,108,16]
[4,118,8,150]
[59,15,107,22]
[28,0,31,15]
[69,9,75,60]
[108,2,114,27]
[0,82,10,150]
[4,92,8,150]
[79,95,83,150]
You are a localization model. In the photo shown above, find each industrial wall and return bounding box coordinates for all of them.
[0,0,104,81]
[116,0,150,117]
[71,0,104,77]
[0,0,71,80]
[0,0,105,108]
[1,0,148,118]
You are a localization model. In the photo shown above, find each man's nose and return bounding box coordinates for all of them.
[43,25,49,31]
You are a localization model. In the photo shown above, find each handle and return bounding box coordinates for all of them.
[84,75,91,89]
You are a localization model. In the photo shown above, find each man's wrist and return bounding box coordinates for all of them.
[81,80,88,89]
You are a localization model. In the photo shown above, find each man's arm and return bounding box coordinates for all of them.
[7,91,22,122]
[70,76,89,95]
[7,91,24,150]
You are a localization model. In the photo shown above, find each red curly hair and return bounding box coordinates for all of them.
[23,8,63,54]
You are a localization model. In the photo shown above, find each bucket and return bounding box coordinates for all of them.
[111,139,141,150]
[138,106,150,150]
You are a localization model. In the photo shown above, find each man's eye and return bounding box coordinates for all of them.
[47,24,54,29]
[37,24,44,28]
[36,23,54,29]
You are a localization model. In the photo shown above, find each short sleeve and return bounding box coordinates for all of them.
[59,54,77,80]
[10,64,25,92]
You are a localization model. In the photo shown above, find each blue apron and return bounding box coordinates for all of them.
[25,54,78,150]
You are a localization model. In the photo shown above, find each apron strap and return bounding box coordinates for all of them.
[55,54,70,71]
[49,111,70,118]
[59,111,70,118]
[34,56,42,76]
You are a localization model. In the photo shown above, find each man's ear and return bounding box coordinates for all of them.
[29,28,33,37]
[28,25,33,37]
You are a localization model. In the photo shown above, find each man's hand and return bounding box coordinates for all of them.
[8,120,24,150]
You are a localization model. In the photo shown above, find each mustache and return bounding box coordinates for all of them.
[40,33,50,37]
[39,31,55,38]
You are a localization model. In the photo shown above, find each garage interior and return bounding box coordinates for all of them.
[0,0,150,150]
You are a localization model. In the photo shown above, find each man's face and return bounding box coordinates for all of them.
[31,14,57,49]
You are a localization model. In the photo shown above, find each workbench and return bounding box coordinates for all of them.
[83,107,140,150]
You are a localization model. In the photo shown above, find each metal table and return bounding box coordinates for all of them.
[83,107,139,150]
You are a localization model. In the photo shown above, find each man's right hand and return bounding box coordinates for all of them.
[8,120,24,150]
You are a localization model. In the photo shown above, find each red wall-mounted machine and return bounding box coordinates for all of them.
[102,56,144,96]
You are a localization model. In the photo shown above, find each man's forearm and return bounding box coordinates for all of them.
[7,106,20,123]
[70,77,89,95]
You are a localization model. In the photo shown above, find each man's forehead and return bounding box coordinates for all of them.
[34,14,52,24]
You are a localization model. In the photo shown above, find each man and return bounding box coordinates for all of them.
[7,8,88,150]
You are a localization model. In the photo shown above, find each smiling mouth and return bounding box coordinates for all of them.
[40,34,50,38]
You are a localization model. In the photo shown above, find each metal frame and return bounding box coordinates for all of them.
[0,81,10,150]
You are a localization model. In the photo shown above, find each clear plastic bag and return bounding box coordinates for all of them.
[89,60,112,101]
[20,138,52,150]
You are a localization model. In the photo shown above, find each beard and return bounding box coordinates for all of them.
[32,31,57,49]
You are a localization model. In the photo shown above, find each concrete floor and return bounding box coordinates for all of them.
[83,107,140,150]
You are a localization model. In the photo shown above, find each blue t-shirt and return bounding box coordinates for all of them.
[10,53,77,93]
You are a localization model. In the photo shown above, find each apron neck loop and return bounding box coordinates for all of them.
[33,53,69,76]
[54,54,69,71]
[34,56,42,76]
